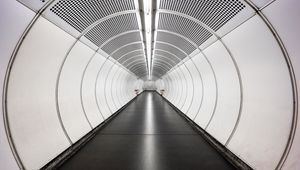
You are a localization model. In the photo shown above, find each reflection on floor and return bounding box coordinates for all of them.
[59,92,235,170]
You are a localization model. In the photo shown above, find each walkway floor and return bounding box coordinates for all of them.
[59,92,235,170]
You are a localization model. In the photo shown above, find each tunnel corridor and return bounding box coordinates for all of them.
[1,0,300,170]
[59,92,234,170]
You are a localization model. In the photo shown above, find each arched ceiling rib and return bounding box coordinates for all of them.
[160,0,245,31]
[156,31,196,54]
[47,0,148,79]
[22,0,249,80]
[132,65,147,72]
[84,13,139,47]
[50,0,137,32]
[101,31,142,54]
[157,13,213,47]
[131,64,148,73]
[155,42,186,59]
[150,0,247,80]
[153,54,177,66]
[132,67,147,77]
[118,50,144,62]
[129,66,147,76]
[127,60,147,70]
[113,43,144,61]
[122,56,145,67]
[153,59,173,69]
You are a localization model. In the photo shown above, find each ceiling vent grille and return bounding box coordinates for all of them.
[118,50,145,62]
[152,66,166,75]
[101,31,142,54]
[158,13,212,46]
[156,31,196,55]
[132,68,147,77]
[84,13,139,47]
[50,0,135,32]
[155,50,181,63]
[153,55,177,67]
[113,43,144,61]
[155,42,186,60]
[122,56,145,66]
[159,0,245,31]
[130,63,146,71]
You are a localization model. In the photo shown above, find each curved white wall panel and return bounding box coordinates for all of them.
[203,40,241,144]
[2,0,300,169]
[262,0,300,168]
[58,41,94,142]
[127,75,137,99]
[117,71,127,106]
[82,53,106,127]
[193,53,217,128]
[170,73,176,103]
[6,17,74,170]
[169,71,177,104]
[185,59,203,120]
[171,70,179,105]
[111,68,123,109]
[173,69,181,107]
[177,67,187,110]
[250,0,273,8]
[169,73,176,103]
[96,59,114,119]
[123,74,130,102]
[105,64,119,113]
[122,74,129,102]
[0,0,35,169]
[179,64,193,113]
[165,74,172,101]
[174,69,183,107]
[223,15,293,169]
[155,1,300,169]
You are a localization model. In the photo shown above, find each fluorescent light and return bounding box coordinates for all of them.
[134,0,139,9]
[157,0,161,9]
[150,0,160,79]
[144,0,152,79]
[152,12,159,77]
[134,0,145,70]
[134,0,142,30]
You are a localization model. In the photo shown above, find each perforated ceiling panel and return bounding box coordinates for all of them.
[46,0,248,80]
[132,65,147,73]
[123,57,145,67]
[159,0,246,31]
[101,31,142,54]
[117,50,145,64]
[153,55,177,67]
[113,43,144,61]
[155,42,186,60]
[152,66,167,77]
[126,59,146,69]
[158,13,212,46]
[150,0,247,80]
[155,50,181,62]
[156,31,196,55]
[50,0,136,32]
[131,64,147,75]
[84,13,139,47]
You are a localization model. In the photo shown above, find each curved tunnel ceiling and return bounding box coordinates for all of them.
[49,0,148,78]
[1,0,300,170]
[18,0,248,80]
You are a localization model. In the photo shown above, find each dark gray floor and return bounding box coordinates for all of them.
[59,92,235,170]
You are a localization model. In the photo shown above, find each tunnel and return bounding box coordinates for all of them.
[0,0,299,169]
